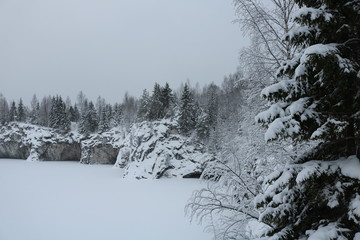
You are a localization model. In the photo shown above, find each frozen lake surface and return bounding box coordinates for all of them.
[0,159,211,240]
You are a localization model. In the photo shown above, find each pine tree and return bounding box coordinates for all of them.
[29,94,40,125]
[137,89,150,121]
[255,1,360,239]
[112,103,122,126]
[195,110,210,139]
[206,84,219,129]
[160,82,173,118]
[38,96,51,127]
[49,96,70,133]
[79,101,98,135]
[0,94,9,125]
[17,98,26,122]
[9,101,17,122]
[178,84,197,134]
[98,108,110,133]
[147,83,162,120]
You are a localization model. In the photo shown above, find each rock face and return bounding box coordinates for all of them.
[0,123,82,161]
[114,120,214,179]
[0,121,214,179]
[38,142,81,161]
[80,129,122,164]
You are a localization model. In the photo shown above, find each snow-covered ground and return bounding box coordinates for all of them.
[0,159,211,240]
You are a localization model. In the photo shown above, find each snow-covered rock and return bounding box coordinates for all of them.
[80,128,122,164]
[0,123,81,161]
[114,120,214,179]
[0,121,214,178]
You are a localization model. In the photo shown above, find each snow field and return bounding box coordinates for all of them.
[0,159,211,240]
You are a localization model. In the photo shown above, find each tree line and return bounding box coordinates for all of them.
[0,75,241,143]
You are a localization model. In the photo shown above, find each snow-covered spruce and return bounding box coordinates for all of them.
[255,156,360,239]
[114,119,214,179]
[254,0,360,239]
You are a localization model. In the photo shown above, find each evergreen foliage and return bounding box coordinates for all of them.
[255,1,360,239]
[195,110,210,139]
[17,98,26,122]
[178,84,197,134]
[29,95,40,125]
[112,103,122,127]
[147,83,163,120]
[0,94,9,125]
[79,101,98,135]
[137,89,150,121]
[49,96,70,133]
[68,105,80,122]
[98,105,111,133]
[9,101,17,122]
[159,82,173,118]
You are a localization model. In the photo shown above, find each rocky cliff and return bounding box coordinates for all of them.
[0,121,214,179]
[114,120,214,179]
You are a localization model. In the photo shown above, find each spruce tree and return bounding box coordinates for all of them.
[255,1,360,239]
[112,103,122,126]
[195,110,210,139]
[137,89,150,121]
[0,94,9,125]
[79,101,98,135]
[49,96,70,133]
[147,83,162,120]
[17,98,26,122]
[160,82,173,118]
[98,108,110,133]
[178,84,197,134]
[9,101,17,122]
[206,84,219,129]
[29,95,40,125]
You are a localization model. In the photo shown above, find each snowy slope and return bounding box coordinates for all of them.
[0,159,212,240]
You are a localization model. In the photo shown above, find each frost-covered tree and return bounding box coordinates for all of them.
[38,96,52,127]
[137,89,150,121]
[77,91,87,116]
[49,96,70,133]
[79,101,98,135]
[147,83,163,120]
[98,105,111,133]
[254,1,360,239]
[17,98,26,122]
[178,83,197,134]
[29,94,40,125]
[195,109,210,140]
[68,105,80,122]
[121,92,137,128]
[112,103,122,127]
[9,101,18,122]
[188,1,302,239]
[0,94,9,125]
[160,82,173,118]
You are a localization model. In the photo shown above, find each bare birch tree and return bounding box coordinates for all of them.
[187,1,299,239]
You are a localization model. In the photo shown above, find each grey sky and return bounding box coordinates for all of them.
[0,0,248,104]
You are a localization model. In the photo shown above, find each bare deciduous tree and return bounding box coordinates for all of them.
[187,1,300,239]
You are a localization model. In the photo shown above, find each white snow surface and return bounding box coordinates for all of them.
[0,159,211,240]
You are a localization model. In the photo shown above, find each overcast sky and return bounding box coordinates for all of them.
[0,0,248,104]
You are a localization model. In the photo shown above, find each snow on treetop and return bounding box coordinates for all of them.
[294,6,333,22]
[295,44,338,77]
[260,80,296,99]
